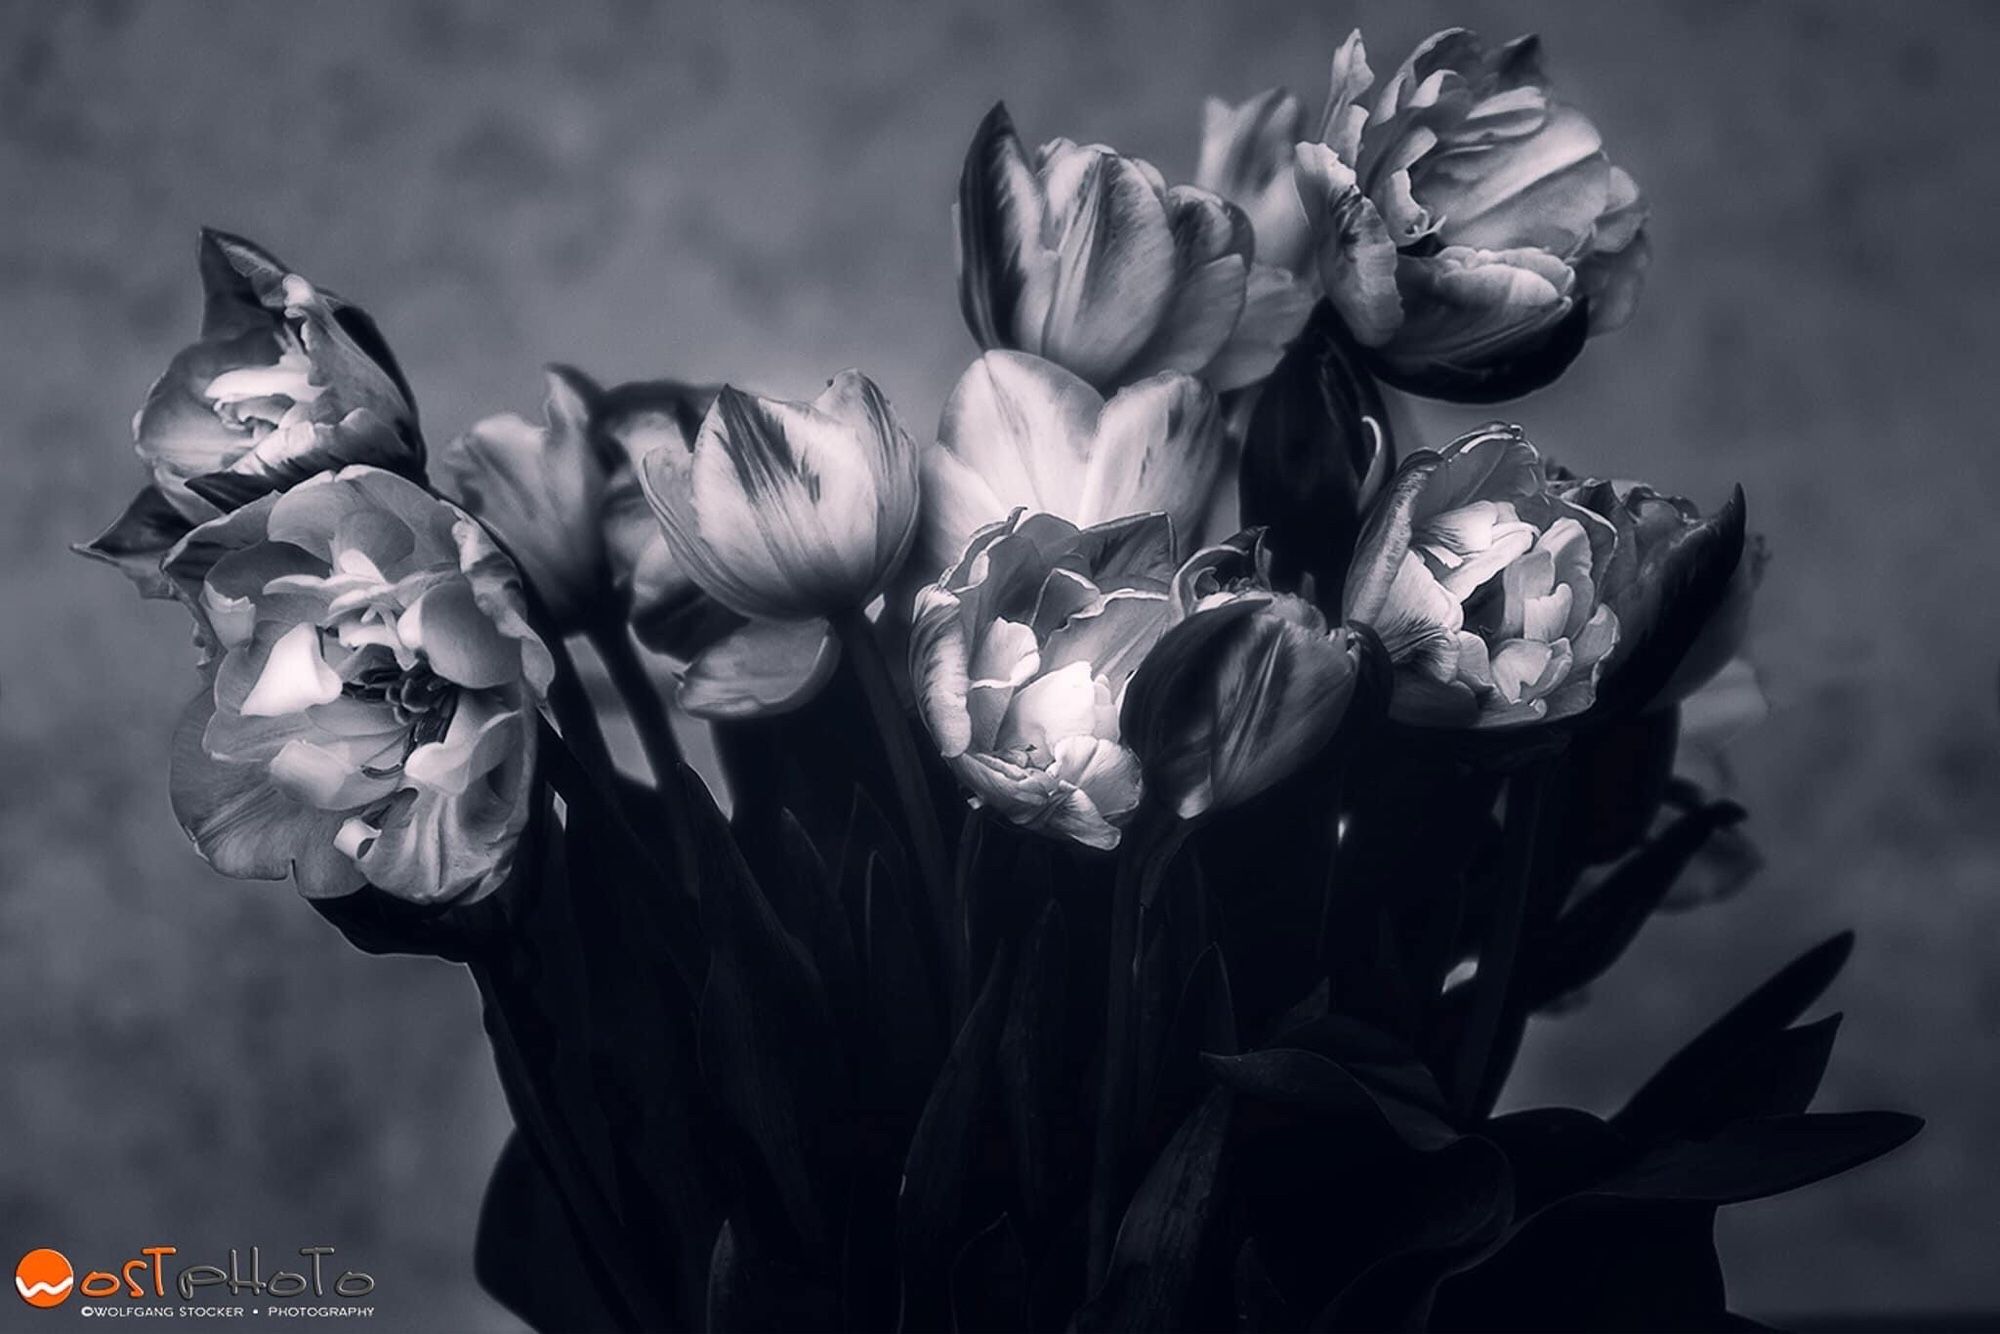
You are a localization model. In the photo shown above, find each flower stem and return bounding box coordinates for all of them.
[833,607,953,992]
[1451,756,1559,1120]
[1087,805,1189,1289]
[587,616,686,790]
[539,718,704,1004]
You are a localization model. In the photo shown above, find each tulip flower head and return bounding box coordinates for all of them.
[957,104,1314,394]
[1344,425,1618,728]
[1552,474,1755,713]
[917,351,1228,583]
[640,371,918,718]
[1194,88,1314,277]
[436,367,605,630]
[80,230,422,595]
[1124,534,1369,818]
[911,511,1180,850]
[164,466,553,904]
[1294,30,1649,402]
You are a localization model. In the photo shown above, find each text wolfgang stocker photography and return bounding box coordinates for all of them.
[66,18,1921,1334]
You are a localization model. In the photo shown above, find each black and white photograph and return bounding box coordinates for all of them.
[2,2,1993,1330]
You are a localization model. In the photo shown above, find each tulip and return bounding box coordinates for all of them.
[1194,88,1314,276]
[640,370,919,718]
[910,510,1179,849]
[435,367,605,629]
[1122,533,1369,818]
[1293,29,1649,402]
[162,466,553,904]
[78,230,422,596]
[583,373,741,657]
[1551,474,1756,714]
[1344,424,1619,728]
[916,351,1228,584]
[956,103,1314,394]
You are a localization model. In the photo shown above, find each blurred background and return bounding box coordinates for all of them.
[2,1,1995,1329]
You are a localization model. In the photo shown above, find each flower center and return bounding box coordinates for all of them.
[344,659,459,751]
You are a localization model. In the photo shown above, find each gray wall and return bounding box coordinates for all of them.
[2,1,1994,1328]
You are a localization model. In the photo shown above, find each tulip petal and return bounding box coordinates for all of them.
[678,617,840,721]
[957,103,1059,354]
[398,579,519,690]
[930,350,1102,547]
[1196,88,1313,274]
[1204,264,1317,392]
[1078,372,1226,544]
[74,483,194,599]
[171,691,359,894]
[1034,141,1179,385]
[1295,143,1403,348]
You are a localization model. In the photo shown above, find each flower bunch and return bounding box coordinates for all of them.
[79,21,1916,1334]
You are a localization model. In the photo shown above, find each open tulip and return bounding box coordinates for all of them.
[640,370,919,718]
[1294,29,1649,402]
[162,466,553,904]
[1551,474,1756,714]
[1123,534,1370,818]
[957,103,1314,394]
[910,511,1179,849]
[916,351,1228,584]
[435,367,605,630]
[1344,424,1619,728]
[79,230,422,596]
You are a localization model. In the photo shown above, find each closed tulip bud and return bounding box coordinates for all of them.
[910,510,1180,850]
[957,103,1313,394]
[916,351,1228,584]
[1294,29,1648,402]
[639,371,916,719]
[1552,475,1757,715]
[435,367,605,630]
[641,370,920,622]
[1344,424,1619,729]
[162,466,552,904]
[78,230,422,596]
[1123,533,1368,818]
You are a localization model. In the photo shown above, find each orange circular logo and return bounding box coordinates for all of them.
[14,1250,74,1308]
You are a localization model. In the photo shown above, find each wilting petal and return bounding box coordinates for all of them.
[678,617,840,720]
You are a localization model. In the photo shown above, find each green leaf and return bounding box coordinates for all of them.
[1073,1089,1235,1333]
[1527,798,1747,1011]
[475,1131,625,1334]
[1204,1044,1457,1152]
[1614,932,1853,1142]
[1591,1112,1923,1205]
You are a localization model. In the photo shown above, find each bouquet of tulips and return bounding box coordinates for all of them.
[80,26,1919,1334]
